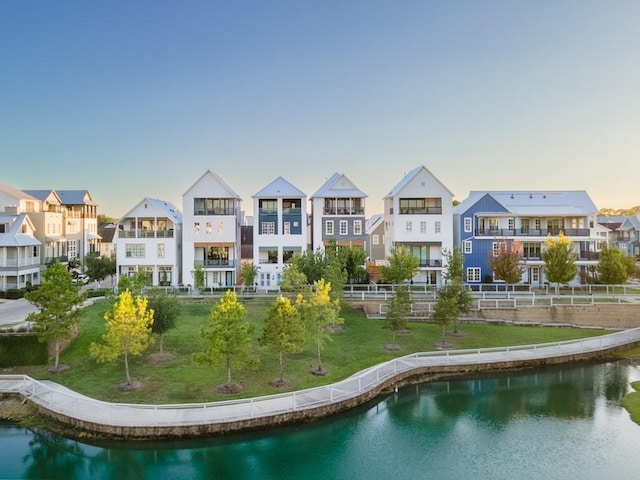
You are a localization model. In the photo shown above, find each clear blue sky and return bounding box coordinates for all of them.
[2,1,639,218]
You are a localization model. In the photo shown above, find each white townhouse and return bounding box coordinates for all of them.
[252,176,308,289]
[0,208,41,290]
[310,173,367,252]
[182,170,242,289]
[383,166,454,286]
[56,190,100,265]
[22,190,68,266]
[116,198,183,287]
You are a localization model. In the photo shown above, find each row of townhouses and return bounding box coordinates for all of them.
[1,167,638,292]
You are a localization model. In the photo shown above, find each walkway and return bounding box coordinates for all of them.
[1,327,639,436]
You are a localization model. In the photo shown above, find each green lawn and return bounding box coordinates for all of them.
[10,299,613,405]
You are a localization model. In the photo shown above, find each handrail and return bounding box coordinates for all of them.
[1,327,639,429]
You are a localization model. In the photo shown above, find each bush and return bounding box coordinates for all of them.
[0,289,26,300]
[85,288,111,299]
[0,334,48,366]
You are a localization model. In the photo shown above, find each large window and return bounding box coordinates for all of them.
[259,199,277,214]
[399,198,442,214]
[339,220,348,235]
[467,267,481,282]
[125,244,145,258]
[194,198,233,215]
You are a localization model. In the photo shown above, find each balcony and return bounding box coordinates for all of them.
[194,208,236,216]
[45,255,69,264]
[195,259,236,268]
[475,228,590,237]
[418,259,442,268]
[118,230,174,238]
[399,207,442,215]
[323,207,365,215]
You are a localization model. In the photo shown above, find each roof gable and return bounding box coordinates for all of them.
[455,190,597,216]
[56,190,96,206]
[182,170,241,199]
[119,197,183,224]
[253,176,305,198]
[311,173,367,198]
[384,165,454,199]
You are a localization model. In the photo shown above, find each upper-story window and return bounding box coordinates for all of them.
[353,220,362,236]
[405,221,412,233]
[463,240,472,254]
[420,221,427,234]
[464,217,472,232]
[434,221,441,234]
[323,198,364,215]
[194,198,233,216]
[326,221,334,236]
[259,199,278,215]
[339,220,348,235]
[399,198,442,214]
[372,234,379,245]
[261,222,275,235]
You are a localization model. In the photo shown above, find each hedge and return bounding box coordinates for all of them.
[0,334,48,367]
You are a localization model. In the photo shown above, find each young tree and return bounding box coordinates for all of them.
[259,296,305,385]
[441,246,473,333]
[117,271,151,297]
[431,294,459,346]
[379,246,419,284]
[279,262,309,295]
[296,279,342,374]
[542,233,578,294]
[323,256,347,304]
[90,290,154,386]
[597,244,628,285]
[442,246,465,284]
[193,262,205,291]
[385,284,410,345]
[240,262,258,291]
[193,290,255,392]
[147,291,181,354]
[25,261,84,371]
[344,246,367,284]
[487,240,524,287]
[85,254,116,282]
[290,249,327,284]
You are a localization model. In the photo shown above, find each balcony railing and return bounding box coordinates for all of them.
[323,207,365,215]
[475,228,590,237]
[45,255,69,264]
[418,259,442,268]
[399,207,442,215]
[194,260,236,268]
[0,258,41,268]
[194,208,237,216]
[118,230,174,238]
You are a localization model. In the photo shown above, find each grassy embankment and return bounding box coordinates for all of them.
[7,298,618,405]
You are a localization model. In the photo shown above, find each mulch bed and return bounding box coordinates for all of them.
[47,364,71,374]
[309,367,329,376]
[384,343,402,352]
[215,383,244,394]
[117,381,142,392]
[147,352,177,364]
[269,379,293,388]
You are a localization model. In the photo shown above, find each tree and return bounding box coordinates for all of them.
[289,249,327,284]
[240,262,258,291]
[323,256,347,304]
[85,254,116,282]
[384,284,410,345]
[90,290,154,386]
[25,261,84,371]
[441,247,472,333]
[542,233,578,294]
[597,245,628,285]
[487,240,524,287]
[344,246,367,284]
[379,246,418,284]
[296,279,342,374]
[193,290,255,391]
[147,291,181,354]
[259,296,305,385]
[193,263,205,291]
[117,271,151,297]
[432,293,459,346]
[279,262,309,295]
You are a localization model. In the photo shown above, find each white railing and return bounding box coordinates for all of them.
[1,327,639,429]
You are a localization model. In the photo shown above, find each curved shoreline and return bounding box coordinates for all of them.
[2,328,639,440]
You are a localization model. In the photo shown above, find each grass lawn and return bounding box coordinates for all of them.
[621,381,640,425]
[9,299,614,405]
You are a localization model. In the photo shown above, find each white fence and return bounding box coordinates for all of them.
[1,327,639,429]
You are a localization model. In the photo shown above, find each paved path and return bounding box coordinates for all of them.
[0,298,38,327]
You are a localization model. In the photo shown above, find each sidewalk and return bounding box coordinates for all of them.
[0,298,38,328]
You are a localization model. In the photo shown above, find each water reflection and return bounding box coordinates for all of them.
[2,361,639,480]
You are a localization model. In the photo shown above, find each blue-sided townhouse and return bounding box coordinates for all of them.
[453,191,601,286]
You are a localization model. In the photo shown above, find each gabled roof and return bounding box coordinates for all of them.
[311,173,367,199]
[22,189,62,205]
[56,190,97,206]
[253,176,305,198]
[98,225,117,243]
[384,165,454,198]
[599,215,640,232]
[0,183,39,202]
[118,197,183,224]
[0,213,41,247]
[454,191,598,216]
[182,170,241,199]
[366,214,384,234]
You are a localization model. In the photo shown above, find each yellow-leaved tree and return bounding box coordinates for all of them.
[90,289,154,387]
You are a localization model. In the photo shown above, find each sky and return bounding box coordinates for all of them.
[2,1,640,218]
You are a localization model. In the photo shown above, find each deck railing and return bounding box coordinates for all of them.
[1,328,639,428]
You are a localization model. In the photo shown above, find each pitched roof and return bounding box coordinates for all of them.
[311,173,367,198]
[56,190,97,206]
[384,165,454,198]
[366,214,384,234]
[182,170,241,199]
[118,197,183,224]
[253,176,305,197]
[0,184,38,202]
[0,213,41,247]
[454,191,598,216]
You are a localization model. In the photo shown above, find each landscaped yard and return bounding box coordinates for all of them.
[9,298,614,405]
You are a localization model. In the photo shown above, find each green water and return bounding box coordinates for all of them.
[1,361,639,479]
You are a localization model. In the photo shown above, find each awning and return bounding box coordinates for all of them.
[45,235,67,242]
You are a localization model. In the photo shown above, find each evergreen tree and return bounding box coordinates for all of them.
[25,261,84,371]
[193,291,255,391]
[597,244,628,285]
[147,291,181,354]
[385,284,410,344]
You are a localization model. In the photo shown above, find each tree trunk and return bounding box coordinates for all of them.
[124,350,131,384]
[54,339,60,369]
[442,326,446,345]
[316,335,322,371]
[226,356,232,385]
[159,334,164,355]
[279,352,284,382]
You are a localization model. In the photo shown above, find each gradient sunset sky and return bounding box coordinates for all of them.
[2,1,639,218]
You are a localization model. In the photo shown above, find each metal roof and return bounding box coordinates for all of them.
[253,176,306,198]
